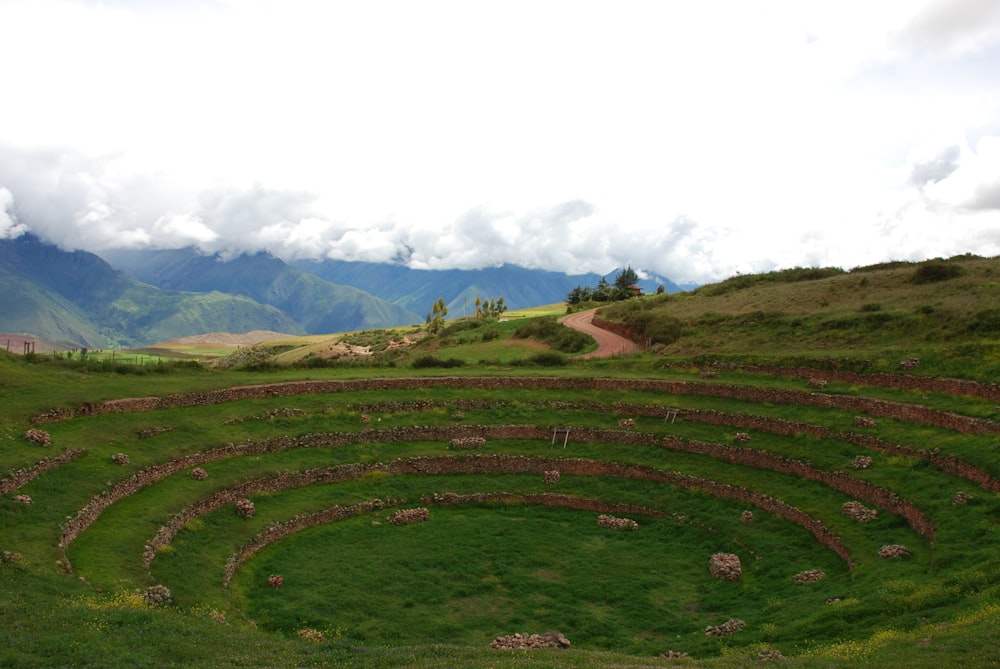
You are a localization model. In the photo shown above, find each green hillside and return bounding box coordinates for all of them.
[594,255,1000,380]
[0,236,304,348]
[101,248,421,332]
[3,256,1000,668]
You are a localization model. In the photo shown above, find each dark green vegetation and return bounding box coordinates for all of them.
[566,265,648,306]
[3,255,1000,668]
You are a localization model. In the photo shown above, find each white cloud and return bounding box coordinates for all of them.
[0,187,28,239]
[1,0,998,284]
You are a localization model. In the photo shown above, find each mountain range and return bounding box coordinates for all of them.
[1,234,692,349]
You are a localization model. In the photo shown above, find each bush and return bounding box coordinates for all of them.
[967,309,1000,333]
[527,352,567,367]
[411,356,466,369]
[911,262,963,284]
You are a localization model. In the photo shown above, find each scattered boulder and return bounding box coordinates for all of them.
[490,631,570,650]
[878,544,910,559]
[143,584,172,606]
[842,501,877,523]
[850,455,873,469]
[235,498,255,518]
[854,416,878,428]
[952,491,972,504]
[705,618,745,636]
[793,569,825,584]
[388,507,430,526]
[598,514,638,530]
[709,553,742,581]
[24,429,51,447]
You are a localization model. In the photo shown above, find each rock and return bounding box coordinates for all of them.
[709,553,742,581]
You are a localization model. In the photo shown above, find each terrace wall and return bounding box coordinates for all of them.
[33,377,1000,435]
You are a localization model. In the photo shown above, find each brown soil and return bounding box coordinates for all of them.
[559,309,641,358]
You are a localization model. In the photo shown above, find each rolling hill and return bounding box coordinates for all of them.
[99,248,421,333]
[0,235,302,348]
[289,258,692,315]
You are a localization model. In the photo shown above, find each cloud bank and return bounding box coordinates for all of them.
[0,1,998,284]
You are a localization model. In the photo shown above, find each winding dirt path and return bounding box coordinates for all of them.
[560,308,641,358]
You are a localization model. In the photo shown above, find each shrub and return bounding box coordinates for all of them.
[527,352,567,367]
[911,262,963,284]
[967,309,1000,333]
[411,356,466,369]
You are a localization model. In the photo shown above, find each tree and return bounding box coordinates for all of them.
[594,276,613,302]
[426,297,448,334]
[614,265,639,291]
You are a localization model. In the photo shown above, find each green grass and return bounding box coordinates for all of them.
[5,258,1000,667]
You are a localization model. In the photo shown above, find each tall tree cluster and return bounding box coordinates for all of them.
[566,266,641,305]
[474,296,507,319]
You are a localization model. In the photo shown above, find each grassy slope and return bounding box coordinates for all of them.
[4,259,1000,668]
[596,256,1000,379]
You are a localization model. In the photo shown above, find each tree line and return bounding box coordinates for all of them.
[565,266,659,305]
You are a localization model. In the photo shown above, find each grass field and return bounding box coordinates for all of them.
[3,258,1000,667]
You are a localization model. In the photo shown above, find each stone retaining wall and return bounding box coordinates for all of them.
[0,449,85,494]
[140,454,852,582]
[32,377,1000,435]
[703,363,1000,403]
[65,420,930,568]
[331,399,1000,494]
[221,499,395,586]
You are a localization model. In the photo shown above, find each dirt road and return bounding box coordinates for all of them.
[559,308,641,359]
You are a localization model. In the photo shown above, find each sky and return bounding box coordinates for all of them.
[1,0,999,284]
